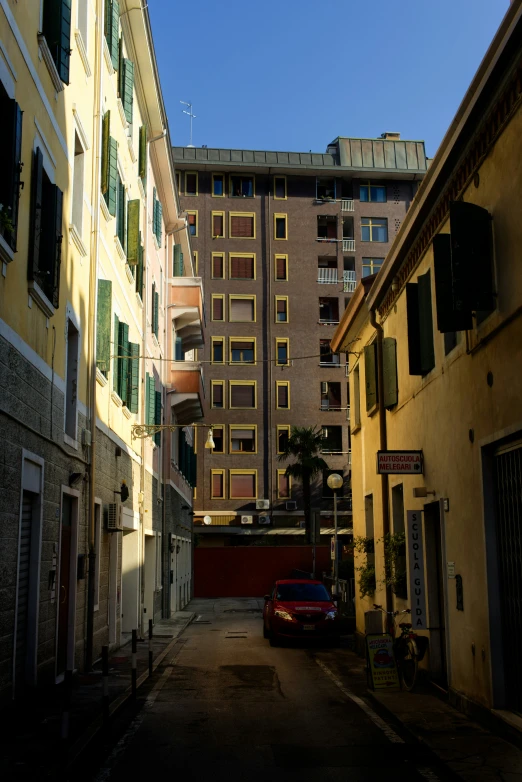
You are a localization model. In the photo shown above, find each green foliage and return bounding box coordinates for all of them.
[0,205,14,236]
[357,564,376,598]
[382,531,407,597]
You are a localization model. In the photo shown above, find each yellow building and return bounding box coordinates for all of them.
[332,3,522,722]
[0,0,200,701]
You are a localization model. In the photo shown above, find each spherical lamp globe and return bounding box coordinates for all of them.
[327,473,343,491]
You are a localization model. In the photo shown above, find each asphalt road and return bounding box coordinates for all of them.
[83,599,457,782]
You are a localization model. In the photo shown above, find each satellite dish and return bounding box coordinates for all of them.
[203,515,212,526]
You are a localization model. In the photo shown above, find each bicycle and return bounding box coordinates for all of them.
[372,604,427,691]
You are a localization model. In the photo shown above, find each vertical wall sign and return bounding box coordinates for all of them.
[407,510,427,629]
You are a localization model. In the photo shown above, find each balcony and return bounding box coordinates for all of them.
[342,238,355,252]
[169,278,204,352]
[169,361,205,424]
[341,199,354,212]
[317,268,338,284]
[343,270,356,293]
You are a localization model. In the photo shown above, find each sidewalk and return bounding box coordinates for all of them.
[0,611,194,780]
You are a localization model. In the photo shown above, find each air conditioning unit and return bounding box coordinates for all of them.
[321,381,328,395]
[256,499,270,510]
[241,515,253,525]
[258,515,271,525]
[286,501,297,511]
[106,502,123,532]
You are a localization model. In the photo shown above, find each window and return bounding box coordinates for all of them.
[320,339,340,365]
[274,213,287,240]
[0,83,23,251]
[42,0,72,83]
[212,426,224,454]
[230,426,256,453]
[353,365,361,428]
[115,171,126,251]
[320,381,341,410]
[212,253,225,279]
[229,295,255,322]
[193,251,198,275]
[230,175,254,198]
[212,211,225,238]
[316,178,336,200]
[211,380,225,409]
[96,279,112,377]
[212,173,225,197]
[319,297,339,323]
[361,218,388,242]
[230,339,255,364]
[229,212,255,238]
[117,43,134,124]
[275,296,288,323]
[274,176,287,200]
[28,148,63,309]
[71,132,86,238]
[77,0,89,48]
[277,471,291,499]
[185,172,198,196]
[406,270,435,375]
[152,187,162,247]
[317,215,337,239]
[211,337,224,364]
[230,382,256,409]
[151,282,159,338]
[322,426,343,452]
[175,171,181,193]
[230,471,257,499]
[211,470,225,499]
[115,318,139,413]
[276,338,289,366]
[277,425,290,453]
[364,342,378,412]
[317,257,338,283]
[186,210,198,236]
[362,258,384,277]
[104,0,119,69]
[275,254,288,281]
[126,199,140,266]
[65,318,80,440]
[212,294,225,321]
[276,381,290,409]
[323,470,345,498]
[360,183,387,202]
[229,254,255,280]
[382,337,398,409]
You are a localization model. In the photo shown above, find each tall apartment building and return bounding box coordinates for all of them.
[173,135,427,566]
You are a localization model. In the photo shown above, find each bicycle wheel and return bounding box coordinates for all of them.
[398,638,418,691]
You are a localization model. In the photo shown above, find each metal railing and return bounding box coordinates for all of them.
[341,199,354,212]
[343,270,356,292]
[342,238,355,252]
[317,268,338,284]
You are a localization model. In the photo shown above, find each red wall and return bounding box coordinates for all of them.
[194,546,331,598]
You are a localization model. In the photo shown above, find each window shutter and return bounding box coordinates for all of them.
[28,148,44,282]
[156,201,163,247]
[136,239,144,295]
[276,256,286,279]
[212,472,223,498]
[212,383,223,407]
[51,185,63,309]
[96,279,112,376]
[212,297,223,320]
[151,282,156,333]
[212,255,223,278]
[231,474,255,497]
[154,291,159,338]
[105,0,120,69]
[121,58,134,124]
[101,111,110,195]
[138,125,147,180]
[230,214,254,237]
[117,321,129,403]
[154,391,162,446]
[212,213,223,237]
[117,175,126,248]
[418,270,435,374]
[113,315,119,392]
[364,343,377,412]
[128,342,139,414]
[406,283,422,375]
[147,374,156,425]
[230,298,254,321]
[276,299,287,318]
[277,384,288,408]
[433,234,472,332]
[107,137,118,216]
[3,99,23,251]
[173,244,183,276]
[230,256,254,279]
[175,336,183,361]
[450,201,494,313]
[382,337,398,409]
[126,199,140,265]
[43,0,72,84]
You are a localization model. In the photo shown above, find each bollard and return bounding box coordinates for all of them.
[102,645,109,724]
[131,629,137,699]
[61,669,73,740]
[148,619,153,677]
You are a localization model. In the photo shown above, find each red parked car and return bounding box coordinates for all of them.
[263,579,340,645]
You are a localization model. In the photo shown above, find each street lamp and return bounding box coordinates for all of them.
[204,428,215,449]
[327,472,343,601]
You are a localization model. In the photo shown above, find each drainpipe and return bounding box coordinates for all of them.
[369,307,392,614]
[86,0,104,670]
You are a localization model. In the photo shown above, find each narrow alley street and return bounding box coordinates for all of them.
[75,599,462,782]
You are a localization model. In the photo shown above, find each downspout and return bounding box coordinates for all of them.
[86,0,104,670]
[369,307,392,614]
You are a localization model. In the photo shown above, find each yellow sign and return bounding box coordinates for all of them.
[366,633,400,690]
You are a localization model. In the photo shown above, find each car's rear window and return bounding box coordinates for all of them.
[276,583,331,602]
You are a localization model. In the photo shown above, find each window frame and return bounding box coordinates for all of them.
[211,380,225,409]
[361,217,388,243]
[229,252,256,280]
[362,257,384,277]
[211,336,225,364]
[273,175,287,200]
[276,425,291,454]
[184,171,198,196]
[211,425,225,454]
[211,210,225,238]
[274,212,288,240]
[274,254,288,281]
[277,470,291,499]
[275,295,289,323]
[175,171,181,193]
[229,424,257,455]
[229,294,256,323]
[275,338,289,367]
[276,380,290,410]
[212,173,225,197]
[211,293,225,322]
[229,173,255,198]
[321,425,344,453]
[229,469,257,500]
[359,182,387,203]
[211,469,226,499]
[211,252,225,280]
[229,337,256,365]
[186,209,198,237]
[229,380,257,410]
[229,211,256,239]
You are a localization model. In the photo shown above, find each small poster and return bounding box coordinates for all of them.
[366,634,400,690]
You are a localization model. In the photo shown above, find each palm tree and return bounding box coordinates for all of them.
[278,426,330,544]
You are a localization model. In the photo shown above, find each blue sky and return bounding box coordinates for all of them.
[148,0,508,159]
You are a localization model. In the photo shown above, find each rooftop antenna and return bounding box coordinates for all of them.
[180,100,196,147]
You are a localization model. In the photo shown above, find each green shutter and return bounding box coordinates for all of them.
[29,148,44,283]
[138,125,147,181]
[156,201,163,248]
[117,174,126,248]
[173,244,184,276]
[121,58,134,124]
[106,137,118,216]
[51,185,63,308]
[117,321,129,403]
[418,270,435,374]
[101,112,110,195]
[127,199,140,265]
[154,291,159,338]
[4,99,23,251]
[450,201,494,313]
[113,314,120,392]
[128,342,139,414]
[364,342,377,412]
[136,238,144,295]
[154,391,162,446]
[43,0,72,84]
[105,0,120,69]
[406,283,422,376]
[147,374,156,426]
[382,337,398,409]
[96,280,112,376]
[433,233,472,333]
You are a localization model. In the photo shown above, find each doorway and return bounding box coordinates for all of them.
[121,530,139,633]
[144,534,156,624]
[423,501,447,687]
[56,491,79,679]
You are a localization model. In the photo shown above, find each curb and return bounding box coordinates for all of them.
[65,612,195,770]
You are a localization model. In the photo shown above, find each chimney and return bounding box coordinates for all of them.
[380,132,401,140]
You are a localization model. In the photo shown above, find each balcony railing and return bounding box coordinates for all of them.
[341,199,354,212]
[320,402,342,411]
[342,238,355,252]
[343,270,356,293]
[317,268,338,284]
